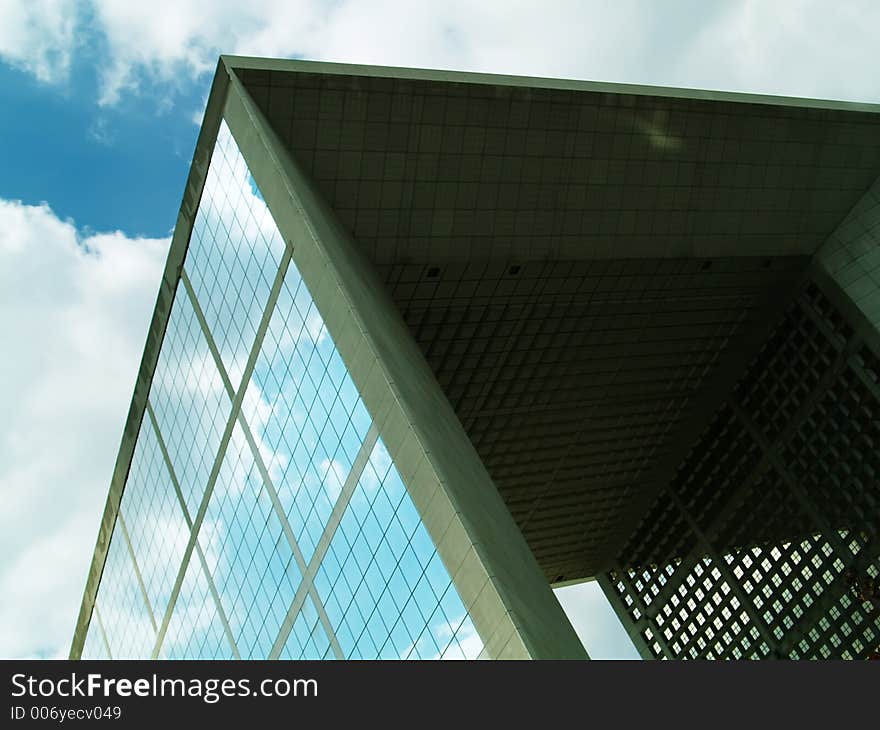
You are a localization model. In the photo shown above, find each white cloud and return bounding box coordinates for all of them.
[318,457,347,503]
[0,0,79,83]
[19,0,674,105]
[674,0,880,101]
[554,581,641,659]
[433,616,483,660]
[89,0,310,105]
[242,379,289,483]
[2,1,880,106]
[0,516,92,659]
[0,198,168,658]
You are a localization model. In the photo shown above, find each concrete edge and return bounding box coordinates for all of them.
[221,54,880,115]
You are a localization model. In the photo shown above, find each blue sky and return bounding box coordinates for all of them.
[0,58,198,236]
[2,0,879,661]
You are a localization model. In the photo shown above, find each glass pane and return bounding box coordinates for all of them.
[83,120,483,660]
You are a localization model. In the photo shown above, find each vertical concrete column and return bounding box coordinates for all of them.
[221,64,587,659]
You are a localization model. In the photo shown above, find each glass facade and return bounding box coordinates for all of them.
[81,121,482,660]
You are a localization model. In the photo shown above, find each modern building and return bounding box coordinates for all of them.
[72,57,880,660]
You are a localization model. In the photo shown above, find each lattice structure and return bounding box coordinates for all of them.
[600,278,880,659]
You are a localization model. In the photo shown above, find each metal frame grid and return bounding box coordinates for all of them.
[600,276,880,659]
[78,118,484,660]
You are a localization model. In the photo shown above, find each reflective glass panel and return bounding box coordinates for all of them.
[82,120,483,660]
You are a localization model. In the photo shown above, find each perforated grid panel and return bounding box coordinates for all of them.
[601,278,880,659]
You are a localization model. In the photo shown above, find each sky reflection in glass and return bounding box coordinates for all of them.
[82,121,482,660]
